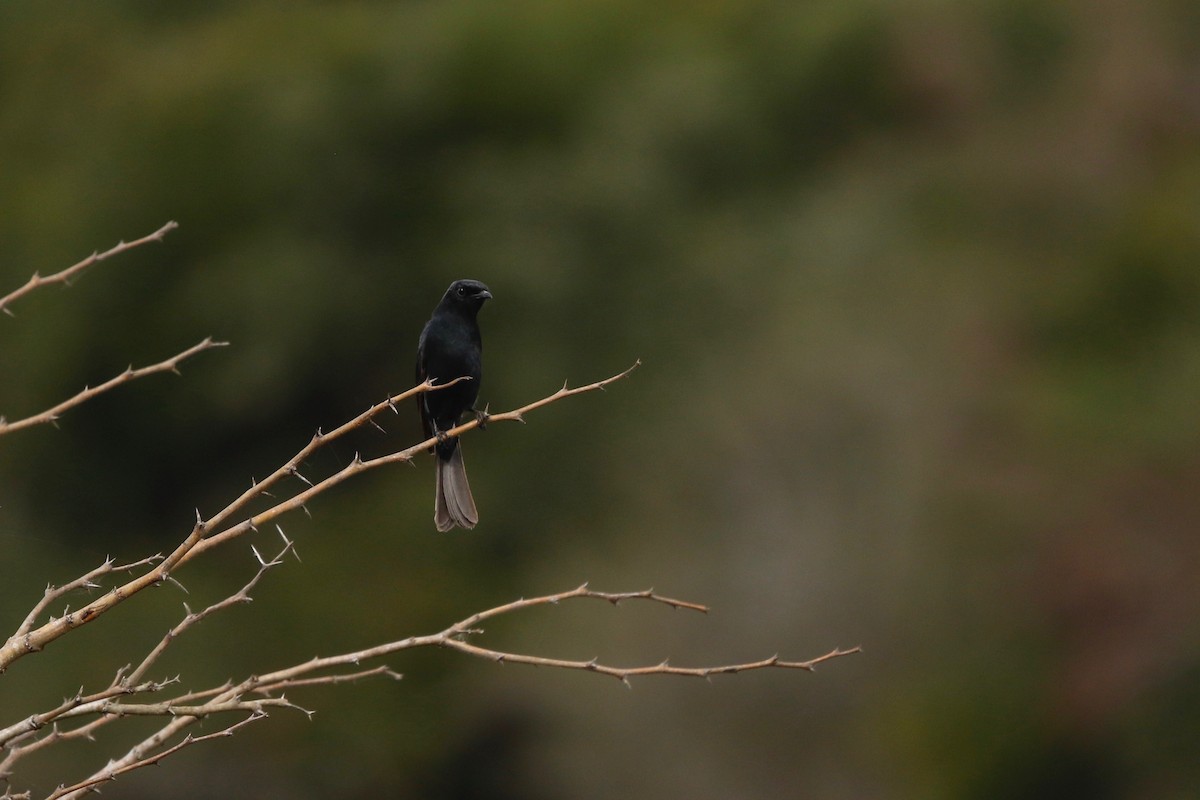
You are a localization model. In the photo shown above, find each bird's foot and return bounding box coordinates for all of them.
[471,405,490,430]
[434,429,450,446]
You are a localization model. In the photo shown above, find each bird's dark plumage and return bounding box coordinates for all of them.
[416,279,491,531]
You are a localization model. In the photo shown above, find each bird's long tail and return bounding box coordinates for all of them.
[435,444,478,531]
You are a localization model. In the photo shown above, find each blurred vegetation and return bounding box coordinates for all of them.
[1,0,1199,798]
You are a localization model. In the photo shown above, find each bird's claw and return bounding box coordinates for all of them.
[472,406,490,430]
[435,429,450,446]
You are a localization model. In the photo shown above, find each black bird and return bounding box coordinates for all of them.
[416,279,492,531]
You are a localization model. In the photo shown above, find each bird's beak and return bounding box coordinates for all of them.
[479,290,493,300]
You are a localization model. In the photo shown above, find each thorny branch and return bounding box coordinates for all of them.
[44,712,265,800]
[0,221,178,317]
[1,225,859,797]
[0,363,639,674]
[11,578,857,799]
[0,222,222,439]
[0,338,227,438]
[0,540,297,778]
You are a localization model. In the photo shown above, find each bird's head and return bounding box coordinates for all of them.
[443,279,492,311]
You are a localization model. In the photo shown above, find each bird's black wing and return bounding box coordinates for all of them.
[416,324,433,440]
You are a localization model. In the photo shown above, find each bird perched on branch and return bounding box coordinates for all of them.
[416,279,492,531]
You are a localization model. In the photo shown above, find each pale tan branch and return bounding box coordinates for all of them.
[95,698,296,718]
[0,338,226,438]
[199,375,469,536]
[125,540,294,687]
[16,580,854,796]
[0,678,172,749]
[0,221,177,318]
[46,712,264,800]
[0,543,294,780]
[433,583,858,684]
[12,555,162,639]
[448,583,708,631]
[187,362,641,562]
[222,583,855,696]
[247,666,402,694]
[444,639,860,684]
[0,364,637,674]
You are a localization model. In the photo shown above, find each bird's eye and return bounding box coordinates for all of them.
[456,285,467,296]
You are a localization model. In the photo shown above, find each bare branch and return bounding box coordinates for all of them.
[0,364,637,673]
[95,697,296,718]
[0,221,177,317]
[211,583,856,697]
[1,228,854,798]
[0,543,293,781]
[8,576,854,794]
[46,712,264,800]
[0,338,227,438]
[186,362,642,562]
[12,555,162,639]
[124,541,293,687]
[0,679,171,750]
[432,584,858,683]
[443,639,861,683]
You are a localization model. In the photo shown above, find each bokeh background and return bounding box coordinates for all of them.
[2,1,1199,797]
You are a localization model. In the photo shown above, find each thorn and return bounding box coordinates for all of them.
[621,676,632,689]
[165,575,189,595]
[301,504,311,518]
[251,545,266,566]
[288,466,314,488]
[368,418,386,434]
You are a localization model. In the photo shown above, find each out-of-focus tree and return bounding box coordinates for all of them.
[1,0,1198,797]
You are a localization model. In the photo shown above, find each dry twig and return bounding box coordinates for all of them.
[30,581,856,799]
[0,221,222,439]
[0,364,638,673]
[0,338,226,438]
[0,221,177,317]
[1,226,858,796]
[45,712,265,800]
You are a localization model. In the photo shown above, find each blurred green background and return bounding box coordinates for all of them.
[2,1,1199,797]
